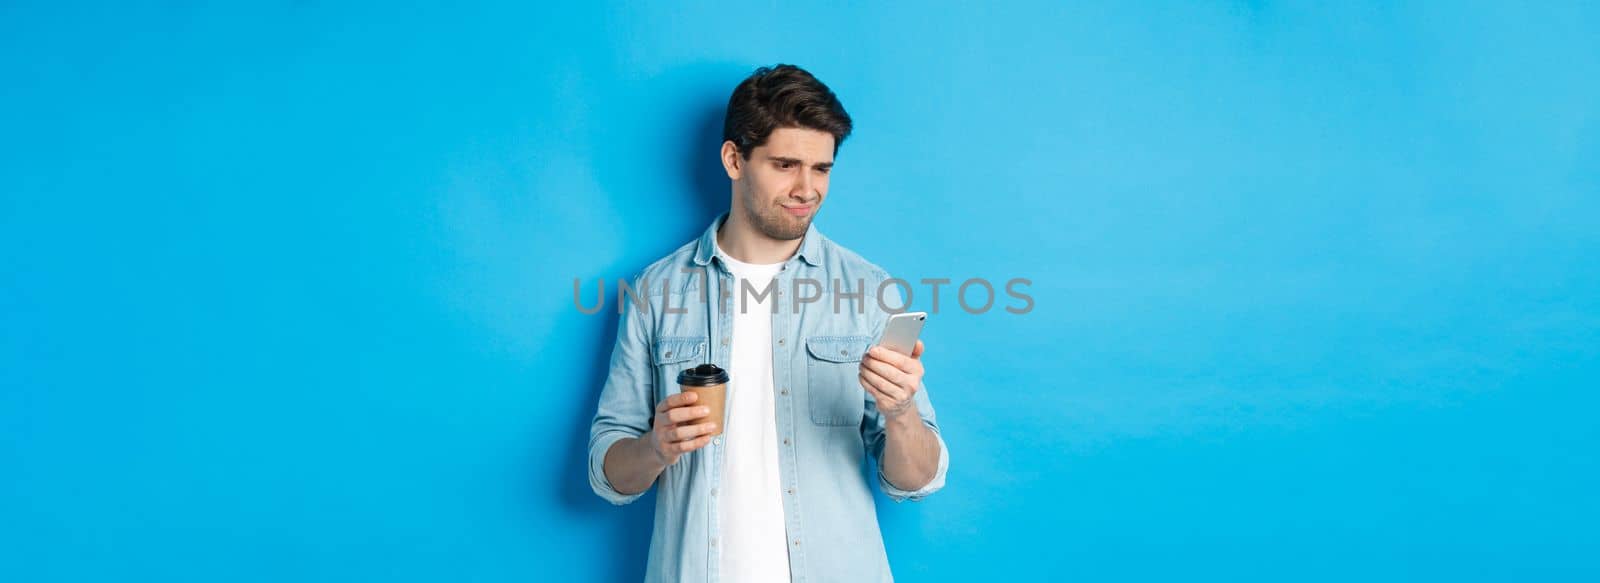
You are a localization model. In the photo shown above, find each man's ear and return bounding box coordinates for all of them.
[721,140,743,180]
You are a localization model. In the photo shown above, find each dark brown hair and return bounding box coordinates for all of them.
[722,64,853,158]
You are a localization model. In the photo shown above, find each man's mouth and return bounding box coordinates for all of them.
[781,203,814,217]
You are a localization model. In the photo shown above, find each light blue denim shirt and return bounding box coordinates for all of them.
[588,213,950,582]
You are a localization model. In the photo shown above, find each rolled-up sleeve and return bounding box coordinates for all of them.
[862,378,950,503]
[587,276,655,506]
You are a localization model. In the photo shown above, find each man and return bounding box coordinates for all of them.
[587,64,949,582]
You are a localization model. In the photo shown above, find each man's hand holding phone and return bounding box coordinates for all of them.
[860,340,925,420]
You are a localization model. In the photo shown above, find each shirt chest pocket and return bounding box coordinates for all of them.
[805,336,870,426]
[652,336,707,394]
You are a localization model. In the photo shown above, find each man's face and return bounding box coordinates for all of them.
[726,127,836,241]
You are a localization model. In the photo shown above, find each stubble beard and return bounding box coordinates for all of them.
[741,189,814,241]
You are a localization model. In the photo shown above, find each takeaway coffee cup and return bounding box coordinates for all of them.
[677,364,729,437]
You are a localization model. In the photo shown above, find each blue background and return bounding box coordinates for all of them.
[3,2,1597,581]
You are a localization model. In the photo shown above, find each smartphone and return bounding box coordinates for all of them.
[878,311,927,356]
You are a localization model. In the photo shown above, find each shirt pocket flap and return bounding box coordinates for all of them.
[805,336,871,364]
[653,337,706,366]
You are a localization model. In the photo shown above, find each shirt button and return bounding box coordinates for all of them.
[710,538,718,547]
[777,339,785,345]
[793,539,801,546]
[782,438,790,445]
[722,337,729,345]
[711,488,718,497]
[713,437,722,445]
[780,388,788,395]
[787,488,795,495]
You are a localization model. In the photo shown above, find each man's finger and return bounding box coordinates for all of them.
[871,346,923,378]
[868,346,911,368]
[659,391,698,413]
[860,372,888,400]
[672,422,716,442]
[667,405,712,423]
[910,340,924,359]
[657,393,680,413]
[860,367,904,402]
[677,435,712,453]
[860,356,907,388]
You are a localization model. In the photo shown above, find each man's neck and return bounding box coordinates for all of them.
[716,212,802,265]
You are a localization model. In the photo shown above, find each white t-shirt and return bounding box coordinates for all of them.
[715,243,792,583]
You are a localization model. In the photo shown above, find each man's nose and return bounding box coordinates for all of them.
[793,172,815,199]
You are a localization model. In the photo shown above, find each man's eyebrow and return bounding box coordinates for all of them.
[765,155,834,168]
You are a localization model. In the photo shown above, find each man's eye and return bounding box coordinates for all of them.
[816,167,831,175]
[777,162,795,169]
